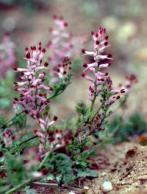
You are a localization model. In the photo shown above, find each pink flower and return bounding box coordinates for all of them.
[3,128,15,147]
[14,42,53,122]
[47,16,74,67]
[47,129,73,150]
[82,26,112,72]
[53,56,71,80]
[82,26,136,106]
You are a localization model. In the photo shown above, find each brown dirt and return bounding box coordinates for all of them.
[86,143,147,194]
[28,142,147,194]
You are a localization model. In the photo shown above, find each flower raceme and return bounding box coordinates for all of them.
[13,43,58,129]
[53,56,71,79]
[47,15,74,67]
[82,26,136,105]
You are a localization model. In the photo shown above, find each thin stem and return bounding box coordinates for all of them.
[90,95,96,112]
[4,111,25,129]
[5,150,52,194]
[5,178,34,194]
[19,135,38,146]
[38,151,51,170]
[90,82,97,112]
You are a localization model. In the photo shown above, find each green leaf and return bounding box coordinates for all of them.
[0,116,7,129]
[5,152,27,186]
[47,153,75,185]
[11,112,27,128]
[76,102,87,115]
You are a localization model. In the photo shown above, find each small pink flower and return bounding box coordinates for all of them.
[82,26,137,105]
[47,16,73,67]
[14,42,53,121]
[3,128,15,147]
[53,56,71,80]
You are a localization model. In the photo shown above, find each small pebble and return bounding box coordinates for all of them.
[101,181,113,192]
[83,186,89,190]
[68,191,76,194]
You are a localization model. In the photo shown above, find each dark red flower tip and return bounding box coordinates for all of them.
[42,48,46,53]
[91,31,94,35]
[14,81,17,85]
[63,71,67,75]
[53,116,58,121]
[64,22,68,27]
[104,41,108,46]
[14,97,18,101]
[34,129,38,134]
[41,168,49,175]
[55,129,59,133]
[44,62,49,67]
[31,46,36,50]
[120,89,125,93]
[116,95,120,99]
[24,110,29,114]
[36,112,40,119]
[0,151,3,158]
[50,87,53,91]
[25,47,28,51]
[0,171,6,178]
[26,52,31,59]
[83,63,88,68]
[12,135,16,140]
[81,73,85,77]
[96,40,99,45]
[81,48,85,54]
[95,33,98,38]
[108,54,112,58]
[38,46,42,51]
[105,35,109,40]
[13,66,17,71]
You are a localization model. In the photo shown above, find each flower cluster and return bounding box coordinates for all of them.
[47,129,73,150]
[3,128,15,147]
[47,15,74,67]
[0,33,16,78]
[53,56,71,80]
[82,26,136,106]
[13,43,57,129]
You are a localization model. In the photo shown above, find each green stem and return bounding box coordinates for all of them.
[5,178,33,194]
[38,151,51,170]
[5,150,52,194]
[90,95,96,112]
[4,111,25,129]
[19,135,38,146]
[90,82,97,112]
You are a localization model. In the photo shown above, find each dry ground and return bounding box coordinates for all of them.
[27,142,147,194]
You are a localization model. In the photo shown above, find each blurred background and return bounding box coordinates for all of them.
[0,0,147,119]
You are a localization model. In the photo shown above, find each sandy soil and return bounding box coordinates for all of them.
[27,142,147,194]
[86,143,147,194]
